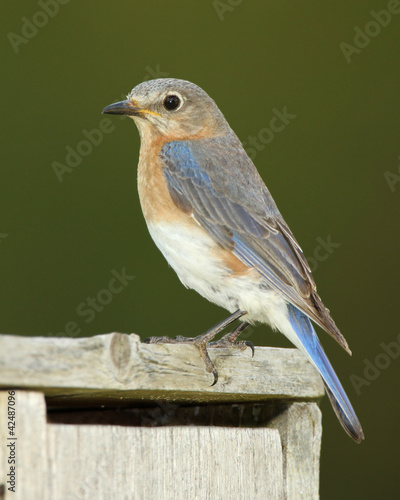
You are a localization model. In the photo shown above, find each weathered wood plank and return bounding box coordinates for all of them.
[1,392,285,500]
[0,333,324,406]
[0,392,48,500]
[47,422,284,500]
[270,402,322,500]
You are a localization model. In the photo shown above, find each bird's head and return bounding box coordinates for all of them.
[102,78,230,141]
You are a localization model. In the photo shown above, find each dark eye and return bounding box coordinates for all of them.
[163,95,181,111]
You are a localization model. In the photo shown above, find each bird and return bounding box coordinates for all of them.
[102,78,364,443]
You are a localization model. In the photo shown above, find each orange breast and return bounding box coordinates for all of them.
[137,130,253,279]
[137,133,192,227]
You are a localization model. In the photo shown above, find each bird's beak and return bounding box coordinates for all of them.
[102,99,141,116]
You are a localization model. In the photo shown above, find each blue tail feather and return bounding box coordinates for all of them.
[287,304,364,443]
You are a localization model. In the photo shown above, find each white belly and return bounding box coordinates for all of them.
[147,221,289,330]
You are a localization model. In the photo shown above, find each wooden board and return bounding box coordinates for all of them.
[0,334,324,498]
[0,332,324,407]
[0,392,289,500]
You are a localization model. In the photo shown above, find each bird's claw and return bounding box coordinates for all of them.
[245,341,255,357]
[142,311,250,386]
[144,332,220,385]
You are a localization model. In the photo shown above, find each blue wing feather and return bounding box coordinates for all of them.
[287,304,364,442]
[161,139,349,352]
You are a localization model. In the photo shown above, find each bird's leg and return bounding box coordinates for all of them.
[144,310,247,385]
[208,321,254,357]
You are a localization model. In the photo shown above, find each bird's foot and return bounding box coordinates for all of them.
[145,333,219,386]
[208,322,254,357]
[144,310,247,386]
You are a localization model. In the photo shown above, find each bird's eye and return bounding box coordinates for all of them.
[163,95,181,111]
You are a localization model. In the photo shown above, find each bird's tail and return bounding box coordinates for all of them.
[286,304,364,443]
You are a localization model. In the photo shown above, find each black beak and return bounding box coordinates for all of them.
[102,100,140,116]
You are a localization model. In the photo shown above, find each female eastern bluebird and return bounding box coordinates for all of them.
[102,78,364,443]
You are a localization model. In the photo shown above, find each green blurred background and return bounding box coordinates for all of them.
[1,1,399,498]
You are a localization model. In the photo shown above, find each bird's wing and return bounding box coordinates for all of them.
[160,138,350,353]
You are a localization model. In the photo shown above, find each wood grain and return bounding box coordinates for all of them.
[0,332,324,407]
